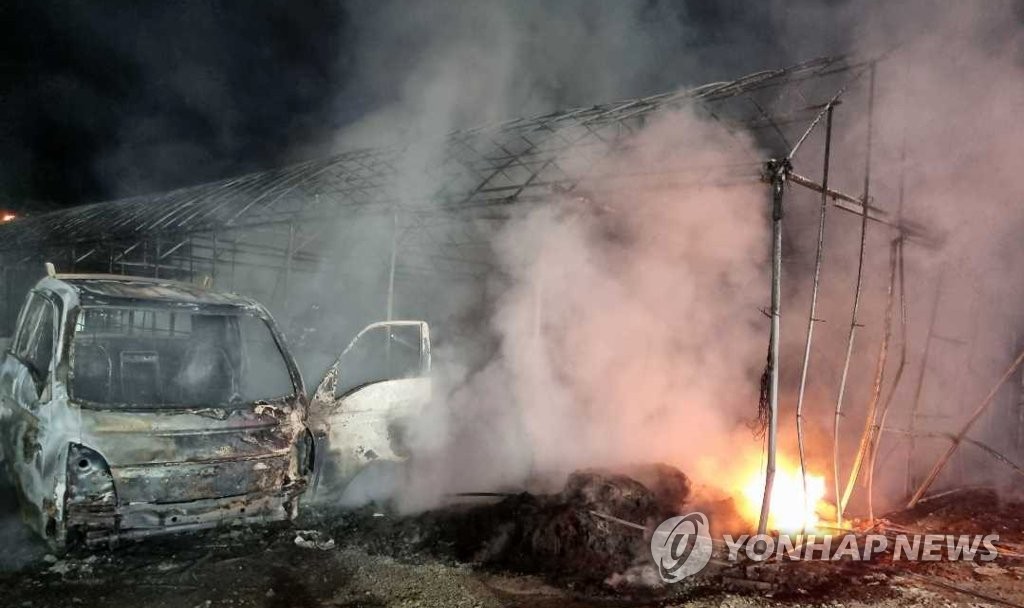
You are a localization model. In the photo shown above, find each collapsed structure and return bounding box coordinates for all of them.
[0,56,858,333]
[0,54,1021,543]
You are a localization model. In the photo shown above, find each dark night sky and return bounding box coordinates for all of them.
[0,1,849,211]
[1,1,355,209]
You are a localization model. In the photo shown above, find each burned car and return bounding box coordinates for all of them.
[0,272,312,548]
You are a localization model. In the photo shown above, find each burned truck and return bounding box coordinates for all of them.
[0,272,313,548]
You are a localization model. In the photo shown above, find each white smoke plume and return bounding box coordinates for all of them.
[393,108,770,511]
[311,0,1024,522]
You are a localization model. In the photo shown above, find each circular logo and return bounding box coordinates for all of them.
[650,512,713,582]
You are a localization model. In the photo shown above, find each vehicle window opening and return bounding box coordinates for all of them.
[71,307,293,407]
[334,324,426,398]
[13,293,58,384]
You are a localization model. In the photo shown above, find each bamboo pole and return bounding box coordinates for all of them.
[866,237,907,519]
[840,236,897,515]
[795,105,834,532]
[907,347,1024,508]
[757,158,786,536]
[833,62,876,525]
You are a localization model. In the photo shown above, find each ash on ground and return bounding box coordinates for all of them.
[2,467,1024,608]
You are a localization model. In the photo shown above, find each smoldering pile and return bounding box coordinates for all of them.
[313,463,692,587]
[453,464,689,581]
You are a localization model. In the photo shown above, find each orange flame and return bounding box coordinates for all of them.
[738,459,828,534]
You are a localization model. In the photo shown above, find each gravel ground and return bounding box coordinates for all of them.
[0,504,1022,608]
[2,476,1024,607]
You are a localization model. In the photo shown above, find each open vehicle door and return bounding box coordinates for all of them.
[308,321,431,496]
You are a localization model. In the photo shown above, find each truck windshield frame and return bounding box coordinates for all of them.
[68,304,298,410]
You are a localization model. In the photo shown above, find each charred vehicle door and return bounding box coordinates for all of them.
[0,290,64,535]
[308,321,431,494]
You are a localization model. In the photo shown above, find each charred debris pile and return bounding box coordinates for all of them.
[307,465,691,585]
[303,477,1024,604]
[7,466,1024,606]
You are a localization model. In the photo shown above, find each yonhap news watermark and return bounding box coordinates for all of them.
[717,530,1000,563]
[650,511,1000,583]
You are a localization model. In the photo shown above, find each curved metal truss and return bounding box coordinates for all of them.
[0,57,860,246]
[0,55,869,329]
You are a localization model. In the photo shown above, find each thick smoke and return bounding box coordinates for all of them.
[391,110,769,511]
[307,0,1024,520]
[837,2,1024,509]
[5,0,1024,575]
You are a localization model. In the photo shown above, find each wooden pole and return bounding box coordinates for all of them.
[907,347,1024,507]
[833,62,876,525]
[795,104,834,532]
[758,158,786,535]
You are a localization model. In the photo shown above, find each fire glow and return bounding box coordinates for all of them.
[740,461,828,534]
